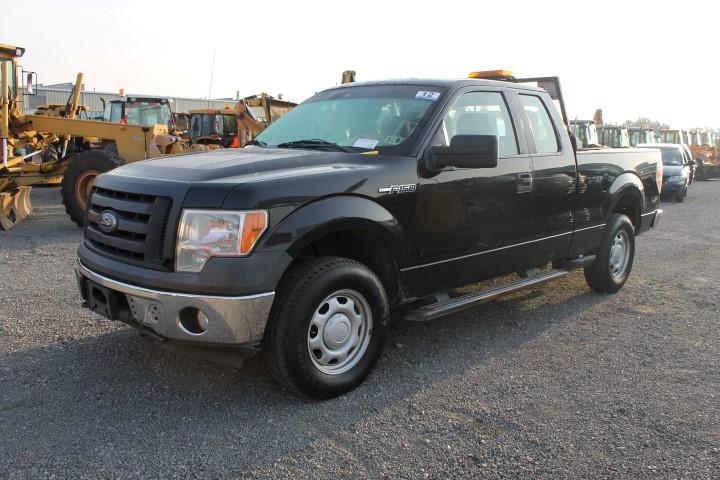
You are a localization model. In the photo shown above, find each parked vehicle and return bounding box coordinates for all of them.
[659,128,718,179]
[102,96,175,131]
[0,44,178,230]
[636,143,692,202]
[628,127,655,146]
[187,96,296,149]
[569,120,599,148]
[597,125,630,147]
[75,73,663,399]
[659,129,688,145]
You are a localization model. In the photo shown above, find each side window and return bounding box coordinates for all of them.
[519,95,559,154]
[109,103,123,123]
[432,91,519,156]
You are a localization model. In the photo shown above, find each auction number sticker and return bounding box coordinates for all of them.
[415,91,441,101]
[353,138,379,149]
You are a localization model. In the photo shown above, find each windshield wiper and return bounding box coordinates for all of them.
[246,139,267,147]
[276,139,355,153]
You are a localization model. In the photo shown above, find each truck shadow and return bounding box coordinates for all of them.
[0,272,612,474]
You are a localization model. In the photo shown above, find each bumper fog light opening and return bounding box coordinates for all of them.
[178,307,209,335]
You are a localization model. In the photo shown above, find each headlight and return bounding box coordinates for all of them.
[176,209,268,273]
[667,175,684,183]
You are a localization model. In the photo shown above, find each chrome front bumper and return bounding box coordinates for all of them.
[76,261,274,346]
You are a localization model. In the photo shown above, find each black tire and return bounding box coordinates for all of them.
[676,186,687,203]
[60,150,125,227]
[264,256,389,400]
[584,213,635,293]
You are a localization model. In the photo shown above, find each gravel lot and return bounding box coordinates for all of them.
[1,183,719,479]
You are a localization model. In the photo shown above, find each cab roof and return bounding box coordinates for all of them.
[323,78,547,94]
[0,43,23,60]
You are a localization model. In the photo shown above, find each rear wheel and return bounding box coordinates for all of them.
[60,150,125,227]
[584,213,635,293]
[264,257,389,399]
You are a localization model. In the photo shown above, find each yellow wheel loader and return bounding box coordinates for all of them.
[0,43,190,230]
[188,94,296,148]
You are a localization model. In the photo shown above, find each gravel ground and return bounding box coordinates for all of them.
[1,183,719,479]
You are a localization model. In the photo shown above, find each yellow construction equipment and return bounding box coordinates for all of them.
[189,95,296,148]
[341,70,356,84]
[0,42,193,229]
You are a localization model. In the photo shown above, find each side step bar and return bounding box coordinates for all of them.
[404,269,568,322]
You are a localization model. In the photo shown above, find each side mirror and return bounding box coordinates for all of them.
[25,71,37,95]
[426,134,499,171]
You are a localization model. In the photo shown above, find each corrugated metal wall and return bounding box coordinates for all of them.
[25,88,237,119]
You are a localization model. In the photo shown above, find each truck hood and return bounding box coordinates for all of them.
[106,147,373,184]
[101,146,403,210]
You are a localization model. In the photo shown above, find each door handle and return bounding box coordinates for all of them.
[517,172,533,193]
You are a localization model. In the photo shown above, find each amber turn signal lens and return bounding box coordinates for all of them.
[240,211,268,254]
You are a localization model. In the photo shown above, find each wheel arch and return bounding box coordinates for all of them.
[261,195,410,303]
[605,173,645,232]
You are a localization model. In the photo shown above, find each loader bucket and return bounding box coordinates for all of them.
[0,186,33,230]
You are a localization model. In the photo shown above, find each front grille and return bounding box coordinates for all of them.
[85,187,173,269]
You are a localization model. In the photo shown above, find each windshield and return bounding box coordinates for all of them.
[125,102,171,127]
[571,124,587,146]
[223,114,237,136]
[189,113,237,139]
[190,114,220,139]
[661,131,680,144]
[255,85,444,153]
[660,148,684,166]
[629,131,642,147]
[598,128,629,148]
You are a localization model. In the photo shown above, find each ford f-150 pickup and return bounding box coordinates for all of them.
[75,72,663,399]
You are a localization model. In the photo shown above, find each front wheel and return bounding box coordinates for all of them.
[264,257,389,399]
[60,150,125,227]
[584,213,635,293]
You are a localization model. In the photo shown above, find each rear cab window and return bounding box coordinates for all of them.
[519,94,560,154]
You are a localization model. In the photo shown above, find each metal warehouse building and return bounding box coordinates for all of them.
[23,83,276,121]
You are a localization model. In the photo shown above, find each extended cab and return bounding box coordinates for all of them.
[75,74,663,399]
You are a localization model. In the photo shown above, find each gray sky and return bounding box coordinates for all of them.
[7,0,719,128]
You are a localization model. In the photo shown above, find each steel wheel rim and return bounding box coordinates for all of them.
[75,170,100,211]
[609,230,630,280]
[307,289,373,375]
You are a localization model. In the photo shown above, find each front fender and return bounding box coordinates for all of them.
[259,195,411,266]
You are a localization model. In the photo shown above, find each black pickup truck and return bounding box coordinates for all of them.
[75,73,663,399]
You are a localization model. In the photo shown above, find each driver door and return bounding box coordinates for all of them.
[413,89,534,295]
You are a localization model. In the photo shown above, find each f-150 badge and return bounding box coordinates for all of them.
[378,184,417,194]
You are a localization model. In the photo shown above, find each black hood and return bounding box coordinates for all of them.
[99,147,411,210]
[104,147,374,184]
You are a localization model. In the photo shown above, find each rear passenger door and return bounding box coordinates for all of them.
[517,93,577,264]
[413,89,534,295]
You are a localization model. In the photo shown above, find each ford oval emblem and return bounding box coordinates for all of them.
[98,211,119,233]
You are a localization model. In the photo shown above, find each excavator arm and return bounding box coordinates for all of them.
[235,100,266,137]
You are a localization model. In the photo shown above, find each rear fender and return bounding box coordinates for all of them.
[605,173,646,225]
